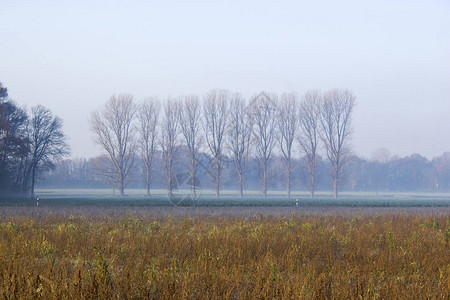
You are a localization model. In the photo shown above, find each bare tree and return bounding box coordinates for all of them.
[178,95,202,198]
[319,89,355,198]
[227,93,252,200]
[26,105,70,197]
[248,92,277,198]
[203,89,229,198]
[277,92,299,199]
[137,98,160,196]
[90,94,136,196]
[298,90,321,198]
[160,98,180,198]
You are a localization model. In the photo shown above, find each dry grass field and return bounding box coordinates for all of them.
[1,206,450,299]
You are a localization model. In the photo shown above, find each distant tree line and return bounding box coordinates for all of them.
[0,83,69,197]
[39,150,450,195]
[83,89,355,198]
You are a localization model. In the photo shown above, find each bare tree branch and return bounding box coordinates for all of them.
[319,89,355,198]
[89,94,136,196]
[27,105,70,197]
[203,89,229,198]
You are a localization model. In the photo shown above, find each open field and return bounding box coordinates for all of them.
[2,190,450,298]
[2,188,450,208]
[0,207,449,299]
[33,188,450,200]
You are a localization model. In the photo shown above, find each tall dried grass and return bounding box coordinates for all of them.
[0,212,449,298]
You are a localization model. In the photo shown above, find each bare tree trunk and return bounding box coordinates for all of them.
[332,156,340,199]
[146,167,151,196]
[166,149,174,198]
[238,173,243,200]
[165,150,174,198]
[215,161,220,198]
[263,161,268,198]
[30,166,36,198]
[310,164,316,198]
[333,177,338,198]
[191,161,196,198]
[119,173,125,196]
[167,166,173,198]
[286,159,291,199]
[333,155,340,199]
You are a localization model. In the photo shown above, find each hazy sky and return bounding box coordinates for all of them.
[1,0,449,159]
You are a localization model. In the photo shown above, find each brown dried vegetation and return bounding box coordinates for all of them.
[1,213,450,299]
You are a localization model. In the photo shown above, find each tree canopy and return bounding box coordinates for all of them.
[0,83,69,197]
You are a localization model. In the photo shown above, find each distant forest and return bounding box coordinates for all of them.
[39,151,450,195]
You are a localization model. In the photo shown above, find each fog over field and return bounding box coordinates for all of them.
[2,4,450,297]
[1,0,449,159]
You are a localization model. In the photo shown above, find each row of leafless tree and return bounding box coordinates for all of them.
[90,89,355,198]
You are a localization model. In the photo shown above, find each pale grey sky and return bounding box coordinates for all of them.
[1,0,449,159]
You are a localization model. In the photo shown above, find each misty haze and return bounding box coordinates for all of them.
[1,0,450,298]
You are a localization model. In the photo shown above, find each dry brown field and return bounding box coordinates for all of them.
[1,206,450,299]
